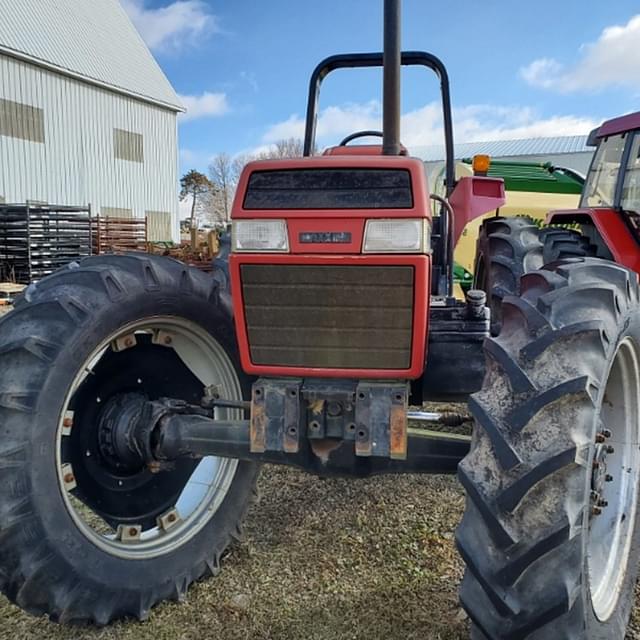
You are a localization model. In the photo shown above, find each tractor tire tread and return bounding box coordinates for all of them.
[0,254,257,624]
[457,257,640,639]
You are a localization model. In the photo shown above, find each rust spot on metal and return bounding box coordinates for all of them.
[309,399,325,415]
[111,333,138,352]
[310,439,342,464]
[389,403,408,460]
[354,425,372,457]
[250,397,267,453]
[63,472,75,484]
[63,417,73,428]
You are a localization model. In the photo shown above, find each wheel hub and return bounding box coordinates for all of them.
[98,393,149,470]
[590,434,614,516]
[57,317,242,559]
[62,338,203,529]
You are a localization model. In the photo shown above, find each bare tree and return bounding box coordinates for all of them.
[208,153,235,223]
[256,137,304,159]
[207,140,305,224]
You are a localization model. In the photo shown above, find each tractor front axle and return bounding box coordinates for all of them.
[101,393,470,478]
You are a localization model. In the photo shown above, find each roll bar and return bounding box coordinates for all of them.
[303,51,456,196]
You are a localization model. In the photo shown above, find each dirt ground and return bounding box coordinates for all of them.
[1,303,640,639]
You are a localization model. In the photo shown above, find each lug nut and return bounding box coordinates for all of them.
[602,429,612,438]
[590,490,600,502]
[606,445,615,454]
[592,506,603,516]
[595,433,606,443]
[606,474,614,482]
[598,499,609,508]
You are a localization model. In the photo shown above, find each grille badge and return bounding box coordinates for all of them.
[299,231,352,244]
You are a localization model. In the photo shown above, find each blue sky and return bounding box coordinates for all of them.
[122,0,640,175]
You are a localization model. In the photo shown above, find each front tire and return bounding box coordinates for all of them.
[457,258,640,639]
[0,253,258,624]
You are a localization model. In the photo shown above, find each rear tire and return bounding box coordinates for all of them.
[0,253,258,624]
[457,258,640,639]
[475,217,596,334]
[474,217,544,335]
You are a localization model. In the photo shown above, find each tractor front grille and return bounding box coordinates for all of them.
[240,264,414,369]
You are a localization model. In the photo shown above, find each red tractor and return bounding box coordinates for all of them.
[0,2,639,638]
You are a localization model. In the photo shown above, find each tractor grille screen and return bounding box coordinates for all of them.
[243,168,413,209]
[240,264,414,369]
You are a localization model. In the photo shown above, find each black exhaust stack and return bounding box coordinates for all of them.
[382,0,402,155]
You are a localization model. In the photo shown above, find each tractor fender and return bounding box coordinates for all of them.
[547,208,640,275]
[448,176,506,247]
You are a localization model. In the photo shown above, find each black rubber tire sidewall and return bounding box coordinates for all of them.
[1,258,258,620]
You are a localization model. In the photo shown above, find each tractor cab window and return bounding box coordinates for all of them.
[622,132,640,214]
[581,133,626,208]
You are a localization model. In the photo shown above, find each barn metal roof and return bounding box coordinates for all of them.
[0,0,183,111]
[415,135,591,162]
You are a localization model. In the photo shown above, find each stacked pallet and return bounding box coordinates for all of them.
[0,282,25,306]
[0,204,92,284]
[92,216,147,254]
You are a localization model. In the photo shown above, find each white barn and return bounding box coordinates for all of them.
[0,0,183,241]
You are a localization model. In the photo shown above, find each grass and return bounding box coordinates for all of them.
[1,303,640,639]
[0,468,469,640]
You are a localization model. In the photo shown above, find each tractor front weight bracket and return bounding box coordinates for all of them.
[250,378,410,460]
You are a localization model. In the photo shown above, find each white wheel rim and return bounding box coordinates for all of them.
[56,316,241,559]
[588,337,640,621]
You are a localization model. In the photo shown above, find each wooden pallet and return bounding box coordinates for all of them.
[0,282,25,305]
[0,283,25,295]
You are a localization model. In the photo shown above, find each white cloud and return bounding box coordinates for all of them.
[519,59,565,90]
[178,92,229,122]
[121,0,216,52]
[260,101,598,152]
[520,14,640,92]
[445,104,597,144]
[262,101,381,143]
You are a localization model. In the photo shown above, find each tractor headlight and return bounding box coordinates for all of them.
[362,219,430,253]
[232,219,289,252]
